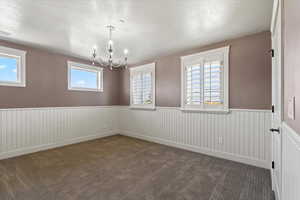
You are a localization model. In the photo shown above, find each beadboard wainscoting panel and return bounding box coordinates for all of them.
[282,123,300,200]
[0,106,118,160]
[118,107,271,168]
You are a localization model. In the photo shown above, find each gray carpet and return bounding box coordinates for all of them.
[0,135,273,200]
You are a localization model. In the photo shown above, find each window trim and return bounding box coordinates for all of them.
[180,46,230,113]
[67,61,103,92]
[130,63,156,110]
[0,46,26,87]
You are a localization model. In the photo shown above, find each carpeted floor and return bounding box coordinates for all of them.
[0,135,273,200]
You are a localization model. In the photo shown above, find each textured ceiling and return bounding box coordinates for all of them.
[0,0,273,64]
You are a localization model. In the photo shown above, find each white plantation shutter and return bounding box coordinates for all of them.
[186,61,223,105]
[186,64,203,105]
[132,72,153,105]
[142,72,152,104]
[181,46,229,111]
[203,60,223,105]
[130,63,155,108]
[132,73,143,104]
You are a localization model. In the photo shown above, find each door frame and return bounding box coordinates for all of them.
[270,0,284,199]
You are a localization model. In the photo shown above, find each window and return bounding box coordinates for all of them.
[130,63,155,109]
[0,46,26,87]
[68,61,103,92]
[181,46,230,112]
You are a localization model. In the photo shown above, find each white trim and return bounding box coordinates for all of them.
[281,122,300,200]
[282,122,300,147]
[270,0,283,198]
[180,46,230,113]
[180,107,230,114]
[121,131,269,169]
[271,0,279,35]
[118,105,271,112]
[181,46,230,61]
[129,106,156,110]
[230,108,271,112]
[2,106,271,113]
[0,46,26,87]
[0,105,119,111]
[130,62,156,109]
[0,131,117,160]
[67,61,103,92]
[130,63,155,73]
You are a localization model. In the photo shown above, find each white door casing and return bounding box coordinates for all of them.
[270,0,283,199]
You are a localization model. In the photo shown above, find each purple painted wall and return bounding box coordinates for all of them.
[283,0,300,134]
[119,31,272,109]
[0,31,272,110]
[0,40,120,108]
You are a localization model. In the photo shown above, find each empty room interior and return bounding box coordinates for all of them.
[0,0,299,199]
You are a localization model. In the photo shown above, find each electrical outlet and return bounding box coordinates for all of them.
[218,137,223,144]
[288,96,295,120]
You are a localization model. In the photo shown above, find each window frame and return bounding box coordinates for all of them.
[67,61,103,92]
[0,46,26,87]
[130,63,156,110]
[181,46,230,113]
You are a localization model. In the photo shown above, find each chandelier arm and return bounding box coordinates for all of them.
[113,63,122,68]
[114,59,128,68]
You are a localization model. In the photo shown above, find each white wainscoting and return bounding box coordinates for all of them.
[282,122,300,200]
[0,106,272,169]
[118,107,271,169]
[0,106,118,160]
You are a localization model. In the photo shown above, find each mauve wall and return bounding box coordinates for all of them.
[0,31,271,109]
[0,40,120,108]
[284,0,300,134]
[119,31,272,109]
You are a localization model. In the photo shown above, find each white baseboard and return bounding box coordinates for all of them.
[274,179,281,200]
[0,130,117,160]
[120,130,269,169]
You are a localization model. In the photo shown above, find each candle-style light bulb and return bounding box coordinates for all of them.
[124,48,129,55]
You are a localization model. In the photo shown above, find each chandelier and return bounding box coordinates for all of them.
[92,25,128,70]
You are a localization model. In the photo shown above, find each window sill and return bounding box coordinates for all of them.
[130,106,156,111]
[0,81,26,87]
[68,88,103,92]
[180,107,230,114]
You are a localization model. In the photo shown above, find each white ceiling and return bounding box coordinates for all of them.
[0,0,273,64]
